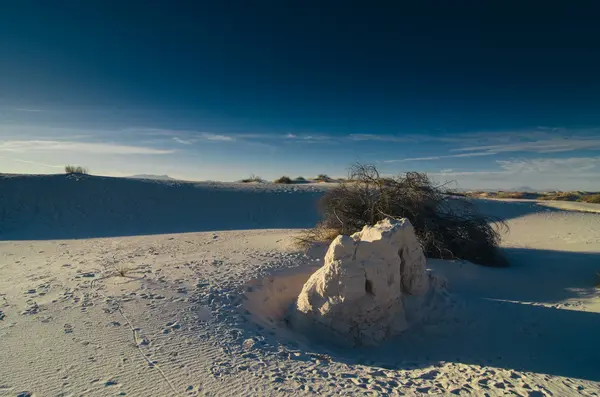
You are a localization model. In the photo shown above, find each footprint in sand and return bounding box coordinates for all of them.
[104,379,120,387]
[166,321,181,329]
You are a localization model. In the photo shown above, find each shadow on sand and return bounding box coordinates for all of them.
[0,174,570,240]
[245,247,600,381]
[470,198,564,221]
[0,174,323,240]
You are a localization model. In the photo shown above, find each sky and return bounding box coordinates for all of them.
[1,2,600,190]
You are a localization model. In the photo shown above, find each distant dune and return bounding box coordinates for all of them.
[508,186,540,192]
[0,174,325,240]
[129,174,177,181]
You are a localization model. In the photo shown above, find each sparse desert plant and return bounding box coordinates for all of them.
[495,191,540,200]
[463,191,488,198]
[314,174,331,182]
[241,174,264,183]
[98,254,134,280]
[302,163,508,267]
[538,192,581,201]
[65,165,89,175]
[274,176,293,184]
[299,223,341,246]
[445,191,467,197]
[579,194,600,204]
[114,262,131,277]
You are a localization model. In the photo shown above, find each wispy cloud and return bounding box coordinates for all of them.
[0,156,62,169]
[172,137,193,145]
[431,157,600,178]
[452,137,600,155]
[497,157,600,173]
[282,133,332,142]
[384,151,498,163]
[133,129,333,143]
[198,133,235,141]
[348,134,416,142]
[13,108,45,112]
[122,129,236,142]
[432,170,507,177]
[232,132,332,143]
[0,140,174,155]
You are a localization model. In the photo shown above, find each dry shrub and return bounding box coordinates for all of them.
[495,191,540,200]
[241,174,264,183]
[65,165,89,175]
[579,194,600,204]
[274,176,293,184]
[538,192,581,201]
[298,223,341,247]
[306,163,508,267]
[314,174,331,182]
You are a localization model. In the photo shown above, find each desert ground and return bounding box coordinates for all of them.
[1,174,599,396]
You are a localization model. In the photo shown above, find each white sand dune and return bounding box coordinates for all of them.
[1,175,599,396]
[0,174,325,240]
[537,200,600,214]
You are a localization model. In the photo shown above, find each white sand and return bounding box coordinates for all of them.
[1,175,599,396]
[536,200,600,214]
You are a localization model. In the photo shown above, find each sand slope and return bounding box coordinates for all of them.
[0,174,325,240]
[1,176,599,396]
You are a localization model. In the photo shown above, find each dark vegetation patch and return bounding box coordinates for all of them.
[65,165,89,175]
[274,176,293,184]
[302,164,508,267]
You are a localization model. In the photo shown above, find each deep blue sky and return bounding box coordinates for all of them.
[1,2,600,189]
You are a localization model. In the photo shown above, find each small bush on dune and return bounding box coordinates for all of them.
[314,174,331,182]
[445,191,467,198]
[295,176,307,183]
[579,194,600,204]
[241,174,264,183]
[495,191,540,200]
[65,165,89,175]
[274,176,293,184]
[538,192,581,201]
[302,163,508,267]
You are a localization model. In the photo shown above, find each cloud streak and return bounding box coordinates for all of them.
[497,157,600,173]
[384,151,498,163]
[431,157,600,178]
[0,156,63,169]
[348,134,416,142]
[0,140,174,155]
[13,108,45,112]
[172,137,193,145]
[452,138,600,155]
[198,133,235,141]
